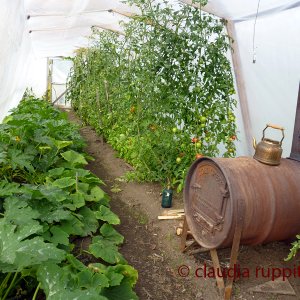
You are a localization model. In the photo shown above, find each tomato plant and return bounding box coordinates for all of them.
[67,0,237,192]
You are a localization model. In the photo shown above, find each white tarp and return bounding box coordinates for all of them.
[203,0,300,20]
[234,5,300,156]
[0,1,33,121]
[1,0,300,157]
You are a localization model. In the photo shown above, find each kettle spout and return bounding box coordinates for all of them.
[252,137,257,150]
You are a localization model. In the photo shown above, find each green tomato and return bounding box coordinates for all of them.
[205,137,210,142]
[200,123,206,128]
[196,142,201,148]
[200,116,207,123]
[172,127,177,133]
[229,88,235,95]
[176,157,182,164]
[230,116,235,122]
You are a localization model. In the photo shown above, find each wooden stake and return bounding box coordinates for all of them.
[210,249,225,295]
[163,209,185,215]
[180,217,189,252]
[226,20,253,154]
[158,215,184,220]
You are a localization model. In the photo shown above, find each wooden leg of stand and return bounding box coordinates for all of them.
[180,216,189,252]
[224,227,242,300]
[210,249,225,295]
[224,200,245,300]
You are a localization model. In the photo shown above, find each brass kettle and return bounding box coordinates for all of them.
[253,124,285,166]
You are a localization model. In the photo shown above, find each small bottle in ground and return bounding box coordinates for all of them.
[161,188,173,208]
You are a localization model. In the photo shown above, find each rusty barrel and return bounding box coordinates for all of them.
[184,156,300,249]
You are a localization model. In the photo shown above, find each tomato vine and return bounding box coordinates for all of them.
[67,0,237,191]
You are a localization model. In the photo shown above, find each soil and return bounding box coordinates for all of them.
[67,109,300,300]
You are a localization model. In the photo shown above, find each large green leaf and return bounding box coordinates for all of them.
[39,184,68,203]
[0,220,65,272]
[78,207,99,236]
[37,263,108,300]
[61,150,88,166]
[53,139,73,150]
[95,206,120,225]
[86,186,106,202]
[37,205,72,223]
[52,177,77,189]
[106,264,138,288]
[8,148,34,172]
[70,192,85,208]
[4,197,40,225]
[104,268,124,287]
[59,215,85,236]
[48,226,70,246]
[100,224,124,245]
[102,281,138,300]
[0,182,20,197]
[89,236,124,264]
[47,167,65,178]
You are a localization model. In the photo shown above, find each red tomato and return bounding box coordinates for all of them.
[195,153,203,159]
[191,137,199,144]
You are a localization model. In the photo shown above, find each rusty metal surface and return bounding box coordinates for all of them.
[289,83,300,161]
[184,156,300,249]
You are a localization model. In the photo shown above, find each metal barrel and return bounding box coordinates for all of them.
[184,156,300,249]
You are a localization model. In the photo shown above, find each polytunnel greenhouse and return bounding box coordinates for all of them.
[1,0,300,299]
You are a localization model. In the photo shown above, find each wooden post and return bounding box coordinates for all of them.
[52,90,67,106]
[46,58,53,103]
[226,21,253,154]
[180,217,189,252]
[289,83,300,161]
[210,249,225,295]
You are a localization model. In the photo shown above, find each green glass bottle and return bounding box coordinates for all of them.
[161,188,173,208]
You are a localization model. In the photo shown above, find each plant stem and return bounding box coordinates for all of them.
[2,272,18,300]
[32,282,41,300]
[75,171,79,192]
[0,273,12,297]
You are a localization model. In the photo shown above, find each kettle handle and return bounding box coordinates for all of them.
[262,124,285,145]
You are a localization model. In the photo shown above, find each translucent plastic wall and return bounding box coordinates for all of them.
[234,6,300,156]
[0,1,32,121]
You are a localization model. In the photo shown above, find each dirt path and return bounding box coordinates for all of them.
[67,109,300,300]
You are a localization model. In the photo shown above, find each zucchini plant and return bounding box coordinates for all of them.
[0,95,138,299]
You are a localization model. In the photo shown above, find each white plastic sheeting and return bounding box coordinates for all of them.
[0,0,300,157]
[196,0,300,20]
[0,1,33,121]
[26,0,137,57]
[234,6,300,156]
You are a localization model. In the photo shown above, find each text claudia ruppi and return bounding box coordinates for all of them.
[177,264,300,281]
